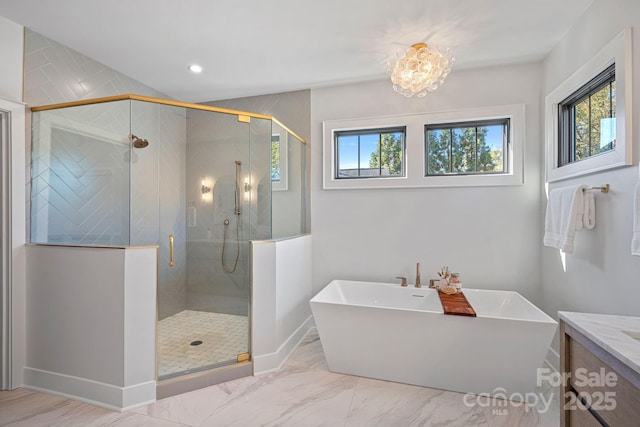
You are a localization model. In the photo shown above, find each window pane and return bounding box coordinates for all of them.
[559,64,615,167]
[427,129,450,175]
[379,132,403,176]
[426,119,509,177]
[337,135,358,177]
[452,127,476,173]
[590,83,615,155]
[271,135,280,181]
[360,133,380,176]
[574,98,590,161]
[335,128,405,179]
[478,124,504,172]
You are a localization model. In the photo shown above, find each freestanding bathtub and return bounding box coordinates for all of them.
[310,280,557,398]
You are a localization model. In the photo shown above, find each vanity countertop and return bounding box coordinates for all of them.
[559,311,640,376]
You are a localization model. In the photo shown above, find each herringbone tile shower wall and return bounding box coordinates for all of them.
[25,29,187,315]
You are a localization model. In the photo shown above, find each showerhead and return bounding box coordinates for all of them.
[131,134,149,149]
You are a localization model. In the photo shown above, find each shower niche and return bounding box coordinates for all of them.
[29,95,308,390]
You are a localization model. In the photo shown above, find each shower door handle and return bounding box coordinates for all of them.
[169,234,175,267]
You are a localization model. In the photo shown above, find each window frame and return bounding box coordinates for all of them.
[322,104,524,190]
[557,64,616,167]
[545,28,632,183]
[425,118,510,177]
[334,126,406,180]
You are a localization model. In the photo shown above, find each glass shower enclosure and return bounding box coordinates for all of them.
[30,95,307,381]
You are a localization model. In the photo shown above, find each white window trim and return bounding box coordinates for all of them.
[323,104,525,190]
[545,28,633,183]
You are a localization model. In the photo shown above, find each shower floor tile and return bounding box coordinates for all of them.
[158,310,248,379]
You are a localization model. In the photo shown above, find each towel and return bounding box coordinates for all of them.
[583,191,596,230]
[633,183,640,256]
[544,185,592,254]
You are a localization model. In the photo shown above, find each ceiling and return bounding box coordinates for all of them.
[0,0,594,103]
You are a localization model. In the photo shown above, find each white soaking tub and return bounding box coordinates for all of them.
[310,280,557,398]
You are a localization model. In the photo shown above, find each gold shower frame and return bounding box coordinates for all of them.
[30,93,307,145]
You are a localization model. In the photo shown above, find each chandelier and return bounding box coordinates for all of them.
[388,42,454,98]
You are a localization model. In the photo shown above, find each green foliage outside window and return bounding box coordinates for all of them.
[426,122,506,175]
[271,136,280,181]
[368,133,403,175]
[574,81,616,161]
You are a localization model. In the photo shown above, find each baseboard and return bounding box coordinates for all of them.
[23,367,155,411]
[253,315,314,375]
[545,347,560,373]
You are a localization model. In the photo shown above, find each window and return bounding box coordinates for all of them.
[557,64,616,167]
[323,104,523,189]
[425,119,509,176]
[271,134,281,181]
[271,133,288,191]
[545,29,631,182]
[335,127,405,179]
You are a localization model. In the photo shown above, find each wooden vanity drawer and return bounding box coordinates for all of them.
[566,396,603,427]
[567,335,640,426]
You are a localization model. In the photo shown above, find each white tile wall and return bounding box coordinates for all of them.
[24,29,166,107]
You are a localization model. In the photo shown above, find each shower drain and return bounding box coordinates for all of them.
[190,340,203,346]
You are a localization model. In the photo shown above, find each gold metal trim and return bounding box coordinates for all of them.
[272,117,307,145]
[237,352,250,363]
[29,93,307,144]
[237,115,251,123]
[168,234,174,267]
[583,184,610,193]
[30,94,271,120]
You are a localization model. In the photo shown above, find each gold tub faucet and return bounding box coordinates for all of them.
[415,262,421,288]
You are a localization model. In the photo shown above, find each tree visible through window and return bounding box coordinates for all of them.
[426,119,508,176]
[271,135,280,181]
[335,127,405,178]
[558,64,616,166]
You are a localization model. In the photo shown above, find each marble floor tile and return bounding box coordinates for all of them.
[0,328,559,427]
[345,377,487,427]
[133,375,260,427]
[200,370,358,427]
[0,389,188,427]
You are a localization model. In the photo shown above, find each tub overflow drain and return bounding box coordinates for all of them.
[190,340,203,346]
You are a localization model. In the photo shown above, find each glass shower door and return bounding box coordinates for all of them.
[148,104,253,380]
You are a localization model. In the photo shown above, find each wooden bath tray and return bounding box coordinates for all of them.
[437,291,477,317]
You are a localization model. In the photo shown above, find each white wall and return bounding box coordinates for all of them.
[251,235,313,374]
[24,245,157,410]
[540,0,640,320]
[0,16,23,102]
[310,63,543,305]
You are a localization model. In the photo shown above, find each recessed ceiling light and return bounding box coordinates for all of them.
[188,64,203,73]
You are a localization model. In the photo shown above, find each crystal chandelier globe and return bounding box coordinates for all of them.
[388,42,454,98]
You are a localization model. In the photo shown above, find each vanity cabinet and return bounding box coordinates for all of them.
[560,319,640,426]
